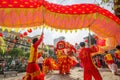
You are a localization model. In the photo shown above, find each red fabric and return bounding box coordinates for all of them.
[79,48,94,68]
[38,53,42,58]
[43,1,120,24]
[0,0,42,8]
[78,47,102,80]
[114,53,120,60]
[106,60,114,64]
[96,58,101,68]
[104,54,114,64]
[27,29,32,33]
[71,59,78,67]
[104,56,114,64]
[84,66,102,80]
[23,63,44,80]
[59,57,71,74]
[33,33,43,49]
[97,39,106,46]
[90,46,99,53]
[0,0,120,25]
[26,63,40,73]
[43,57,58,71]
[0,33,3,37]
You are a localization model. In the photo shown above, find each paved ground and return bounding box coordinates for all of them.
[0,67,120,80]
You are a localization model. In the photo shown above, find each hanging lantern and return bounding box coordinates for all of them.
[27,28,32,33]
[27,38,31,43]
[20,34,23,38]
[23,32,28,36]
[97,39,106,46]
[0,33,3,37]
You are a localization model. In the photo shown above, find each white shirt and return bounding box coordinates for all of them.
[38,57,44,64]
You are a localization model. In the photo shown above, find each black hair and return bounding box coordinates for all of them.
[80,42,85,47]
[105,51,108,53]
[116,45,120,50]
[32,38,38,44]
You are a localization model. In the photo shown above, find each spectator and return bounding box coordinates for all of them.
[38,56,44,71]
[104,51,118,75]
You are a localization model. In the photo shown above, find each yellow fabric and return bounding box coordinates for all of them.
[0,7,120,48]
[24,71,41,80]
[28,45,38,63]
[105,54,113,61]
[115,50,120,58]
[56,50,67,58]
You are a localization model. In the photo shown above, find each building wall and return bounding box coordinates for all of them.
[0,29,32,53]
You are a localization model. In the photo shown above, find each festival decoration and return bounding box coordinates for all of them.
[27,38,31,43]
[0,0,120,49]
[23,32,28,36]
[20,34,23,38]
[55,41,77,74]
[97,39,106,46]
[0,33,3,37]
[56,41,65,50]
[27,28,32,33]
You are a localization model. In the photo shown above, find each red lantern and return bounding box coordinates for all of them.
[0,33,3,37]
[23,32,28,36]
[27,29,32,33]
[97,39,106,46]
[27,38,31,43]
[20,34,23,38]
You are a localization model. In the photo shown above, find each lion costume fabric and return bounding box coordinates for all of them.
[55,41,77,74]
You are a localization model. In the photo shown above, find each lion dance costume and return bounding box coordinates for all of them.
[23,34,44,80]
[55,41,77,75]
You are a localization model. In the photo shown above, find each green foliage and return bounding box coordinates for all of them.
[49,49,54,56]
[25,52,30,59]
[101,0,110,3]
[0,47,4,55]
[9,48,25,58]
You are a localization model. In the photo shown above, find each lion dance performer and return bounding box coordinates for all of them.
[78,42,102,80]
[55,41,77,75]
[104,51,118,75]
[23,33,44,80]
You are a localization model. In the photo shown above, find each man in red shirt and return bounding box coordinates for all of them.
[104,51,118,75]
[23,33,44,80]
[78,42,102,80]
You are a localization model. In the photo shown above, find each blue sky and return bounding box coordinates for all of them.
[25,0,113,45]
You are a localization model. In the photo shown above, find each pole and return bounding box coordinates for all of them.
[88,26,91,47]
[41,0,45,50]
